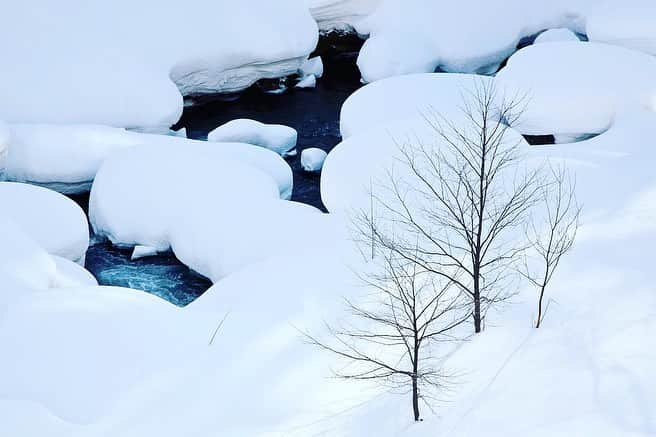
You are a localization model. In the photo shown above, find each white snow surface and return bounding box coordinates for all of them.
[586,0,656,56]
[300,147,328,172]
[0,0,319,127]
[0,182,88,263]
[534,28,581,44]
[308,0,381,32]
[299,56,325,78]
[295,74,317,89]
[340,73,493,138]
[496,42,656,136]
[2,124,292,197]
[207,119,298,156]
[355,0,595,82]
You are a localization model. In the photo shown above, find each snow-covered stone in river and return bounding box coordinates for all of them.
[587,0,656,56]
[301,148,327,172]
[207,119,298,156]
[296,74,317,89]
[0,182,88,264]
[299,56,324,78]
[355,0,591,82]
[308,0,381,32]
[340,73,494,138]
[534,28,580,44]
[496,41,656,137]
[131,245,161,261]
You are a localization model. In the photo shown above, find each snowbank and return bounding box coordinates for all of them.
[0,182,88,263]
[586,0,656,56]
[0,1,318,127]
[534,28,580,43]
[3,125,292,197]
[355,0,592,82]
[207,119,298,156]
[308,0,381,32]
[300,148,328,172]
[496,42,656,136]
[340,73,493,138]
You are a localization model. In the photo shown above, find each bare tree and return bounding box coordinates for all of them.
[305,246,469,421]
[523,165,580,328]
[364,81,544,333]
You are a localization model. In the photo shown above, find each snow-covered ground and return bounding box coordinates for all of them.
[2,0,656,435]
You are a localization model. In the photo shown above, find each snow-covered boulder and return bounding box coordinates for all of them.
[355,0,591,82]
[587,0,656,56]
[299,56,324,78]
[207,119,298,156]
[340,73,493,138]
[496,42,656,137]
[308,0,381,32]
[301,148,328,172]
[534,28,580,43]
[296,74,317,89]
[90,142,281,252]
[0,182,88,263]
[0,1,319,127]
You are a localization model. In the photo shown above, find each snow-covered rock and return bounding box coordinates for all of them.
[496,42,656,136]
[3,124,292,197]
[355,0,592,82]
[0,182,88,263]
[131,245,162,261]
[0,1,319,127]
[299,56,324,78]
[296,74,317,88]
[207,119,298,156]
[301,148,328,172]
[308,0,381,32]
[340,73,493,138]
[534,28,581,43]
[89,142,281,252]
[587,0,656,56]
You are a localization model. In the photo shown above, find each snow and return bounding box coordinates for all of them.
[131,245,161,261]
[299,56,325,78]
[0,0,319,127]
[207,119,298,156]
[3,124,292,197]
[300,147,328,171]
[586,0,656,56]
[0,182,88,263]
[296,74,317,88]
[0,120,9,173]
[340,73,493,138]
[354,0,593,82]
[496,42,656,137]
[51,256,98,287]
[308,0,381,32]
[534,28,581,44]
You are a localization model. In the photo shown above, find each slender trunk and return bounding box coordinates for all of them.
[412,376,420,421]
[412,344,420,421]
[536,284,546,328]
[473,267,482,333]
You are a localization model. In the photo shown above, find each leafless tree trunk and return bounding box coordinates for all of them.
[361,80,544,333]
[523,165,580,328]
[304,246,469,421]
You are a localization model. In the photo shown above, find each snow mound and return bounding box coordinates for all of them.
[3,125,292,197]
[52,256,98,288]
[89,141,280,251]
[0,182,88,263]
[355,0,591,82]
[296,74,317,89]
[534,28,580,43]
[301,148,328,172]
[300,56,324,78]
[308,0,381,32]
[587,0,656,56]
[340,73,493,138]
[207,119,298,156]
[0,0,319,127]
[496,42,656,136]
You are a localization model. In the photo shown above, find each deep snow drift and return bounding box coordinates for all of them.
[0,0,319,127]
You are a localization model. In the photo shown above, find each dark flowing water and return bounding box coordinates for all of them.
[83,34,363,305]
